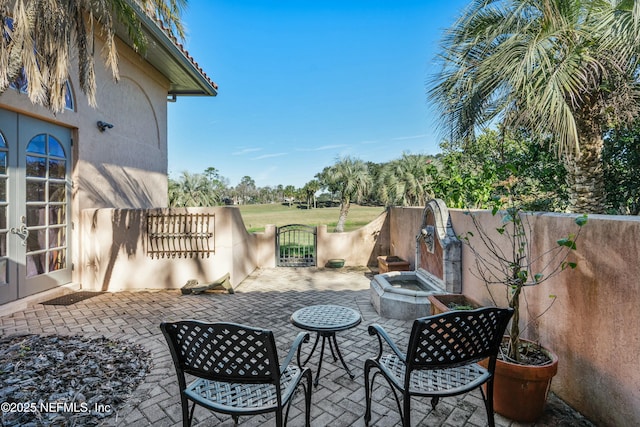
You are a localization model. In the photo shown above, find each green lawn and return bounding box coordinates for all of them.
[237,203,385,232]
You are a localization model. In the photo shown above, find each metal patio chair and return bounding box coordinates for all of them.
[160,320,312,427]
[364,307,513,427]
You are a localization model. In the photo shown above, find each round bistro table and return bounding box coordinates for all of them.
[290,304,362,387]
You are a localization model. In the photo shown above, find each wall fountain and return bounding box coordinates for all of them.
[370,199,462,320]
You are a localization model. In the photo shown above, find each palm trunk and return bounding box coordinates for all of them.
[335,199,351,232]
[565,127,606,214]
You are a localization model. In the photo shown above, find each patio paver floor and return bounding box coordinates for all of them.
[0,267,595,426]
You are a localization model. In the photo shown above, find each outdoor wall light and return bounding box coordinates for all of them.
[97,121,114,132]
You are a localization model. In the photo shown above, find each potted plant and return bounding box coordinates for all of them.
[427,293,483,315]
[461,177,587,422]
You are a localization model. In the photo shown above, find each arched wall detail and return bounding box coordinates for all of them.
[96,76,161,149]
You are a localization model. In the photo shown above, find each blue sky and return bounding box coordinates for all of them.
[167,0,470,188]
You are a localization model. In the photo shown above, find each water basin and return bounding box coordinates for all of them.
[388,278,432,292]
[369,199,462,320]
[370,270,443,320]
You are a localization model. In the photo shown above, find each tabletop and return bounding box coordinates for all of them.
[290,304,362,332]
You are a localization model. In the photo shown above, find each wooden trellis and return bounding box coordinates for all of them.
[146,213,214,259]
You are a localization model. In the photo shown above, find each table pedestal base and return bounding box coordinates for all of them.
[304,331,355,387]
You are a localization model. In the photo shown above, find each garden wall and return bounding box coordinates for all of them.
[80,207,265,291]
[79,207,390,292]
[388,206,640,427]
[77,204,638,425]
[316,211,389,267]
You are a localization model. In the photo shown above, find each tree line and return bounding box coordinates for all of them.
[169,124,640,230]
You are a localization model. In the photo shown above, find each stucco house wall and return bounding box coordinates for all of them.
[1,34,171,209]
[75,38,171,211]
[1,38,172,297]
[0,7,216,306]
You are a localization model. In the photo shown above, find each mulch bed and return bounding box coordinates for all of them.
[0,334,151,426]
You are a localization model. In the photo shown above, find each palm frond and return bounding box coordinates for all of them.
[0,0,187,112]
[428,0,640,156]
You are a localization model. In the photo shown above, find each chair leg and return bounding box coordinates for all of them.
[364,361,373,425]
[484,380,496,427]
[402,392,411,427]
[181,395,194,427]
[304,370,312,427]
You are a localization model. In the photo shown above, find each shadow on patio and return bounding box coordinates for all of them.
[0,267,594,426]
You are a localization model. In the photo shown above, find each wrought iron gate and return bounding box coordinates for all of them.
[276,224,317,267]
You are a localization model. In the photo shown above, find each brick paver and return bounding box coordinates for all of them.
[0,267,594,426]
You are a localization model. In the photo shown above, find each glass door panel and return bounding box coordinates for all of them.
[0,110,16,304]
[19,115,71,297]
[0,110,71,302]
[0,144,8,286]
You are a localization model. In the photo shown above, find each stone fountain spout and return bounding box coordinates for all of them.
[370,199,462,319]
[415,198,461,294]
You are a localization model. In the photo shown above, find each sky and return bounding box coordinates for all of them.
[167,0,471,188]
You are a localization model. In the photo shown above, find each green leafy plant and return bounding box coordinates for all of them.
[462,177,587,364]
[447,303,475,310]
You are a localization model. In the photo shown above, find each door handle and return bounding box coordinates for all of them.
[10,216,29,246]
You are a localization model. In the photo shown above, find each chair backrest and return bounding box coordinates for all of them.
[406,307,513,370]
[160,320,281,384]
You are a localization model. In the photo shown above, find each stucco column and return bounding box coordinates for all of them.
[316,225,328,267]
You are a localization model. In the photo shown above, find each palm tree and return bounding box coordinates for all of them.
[320,156,371,232]
[303,179,320,209]
[429,0,640,213]
[377,153,437,207]
[0,0,187,112]
[283,185,296,207]
[169,172,219,207]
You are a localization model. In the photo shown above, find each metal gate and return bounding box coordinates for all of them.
[276,224,317,267]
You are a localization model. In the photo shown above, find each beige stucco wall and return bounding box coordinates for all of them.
[74,37,170,211]
[386,206,425,268]
[80,207,391,292]
[0,35,170,210]
[80,207,263,291]
[316,211,390,267]
[387,206,640,427]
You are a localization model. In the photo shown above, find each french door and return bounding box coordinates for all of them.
[0,110,72,304]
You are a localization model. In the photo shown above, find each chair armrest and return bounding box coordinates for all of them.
[281,331,310,374]
[368,324,405,362]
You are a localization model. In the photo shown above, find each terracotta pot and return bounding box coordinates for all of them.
[481,339,558,423]
[427,294,482,315]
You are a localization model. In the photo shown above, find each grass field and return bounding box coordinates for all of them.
[237,203,385,232]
